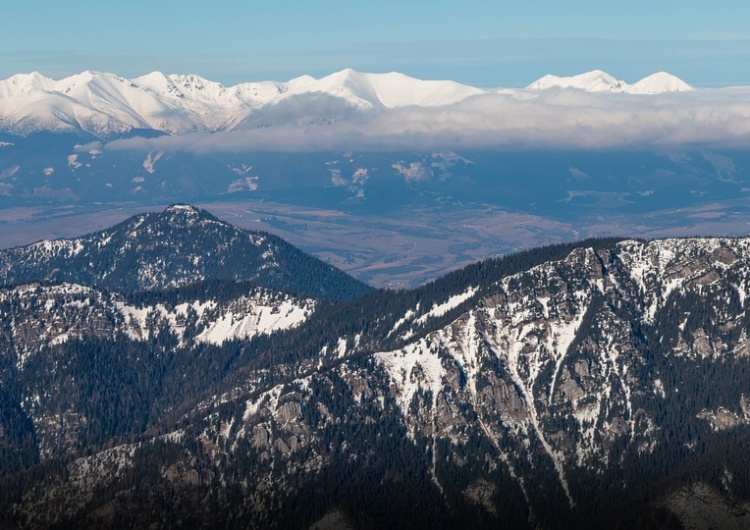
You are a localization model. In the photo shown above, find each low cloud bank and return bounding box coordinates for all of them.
[105,88,750,153]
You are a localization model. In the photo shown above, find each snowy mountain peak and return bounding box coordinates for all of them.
[627,71,693,94]
[0,68,698,138]
[56,70,129,91]
[527,69,692,94]
[295,68,486,109]
[286,74,317,89]
[0,71,54,97]
[527,69,626,92]
[166,73,228,100]
[164,203,201,215]
[0,204,373,299]
[132,71,183,98]
[131,72,231,102]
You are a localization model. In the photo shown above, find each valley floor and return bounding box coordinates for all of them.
[2,197,749,288]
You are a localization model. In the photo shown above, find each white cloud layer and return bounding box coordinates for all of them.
[105,88,750,153]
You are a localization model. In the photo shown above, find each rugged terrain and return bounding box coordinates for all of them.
[0,69,691,139]
[1,206,750,529]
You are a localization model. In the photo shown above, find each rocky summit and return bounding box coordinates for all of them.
[0,204,372,300]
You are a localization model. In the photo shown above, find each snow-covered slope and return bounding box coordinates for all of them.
[280,69,486,109]
[0,69,484,138]
[0,68,696,138]
[197,235,750,526]
[527,70,628,92]
[370,237,750,504]
[0,70,247,136]
[0,281,315,370]
[527,69,693,94]
[626,71,694,94]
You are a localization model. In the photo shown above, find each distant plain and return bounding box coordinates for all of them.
[2,197,749,288]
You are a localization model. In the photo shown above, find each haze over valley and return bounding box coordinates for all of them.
[0,68,749,286]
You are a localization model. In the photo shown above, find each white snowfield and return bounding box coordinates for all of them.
[0,68,698,138]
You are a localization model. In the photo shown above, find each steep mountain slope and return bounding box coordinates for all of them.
[0,279,316,467]
[0,204,372,299]
[1,280,316,365]
[1,222,749,528]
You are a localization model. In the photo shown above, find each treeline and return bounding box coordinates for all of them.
[123,279,286,308]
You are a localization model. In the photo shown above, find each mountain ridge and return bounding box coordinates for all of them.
[0,68,696,138]
[526,69,693,93]
[0,203,372,300]
[1,208,750,528]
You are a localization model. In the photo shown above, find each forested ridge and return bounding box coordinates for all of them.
[1,207,749,528]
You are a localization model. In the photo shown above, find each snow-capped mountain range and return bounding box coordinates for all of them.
[525,69,693,94]
[0,69,693,138]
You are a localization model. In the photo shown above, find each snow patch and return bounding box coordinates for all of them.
[416,287,478,325]
[375,340,446,415]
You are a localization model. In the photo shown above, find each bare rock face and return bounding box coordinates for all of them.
[164,462,201,487]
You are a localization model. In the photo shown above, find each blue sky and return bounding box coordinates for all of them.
[3,0,750,87]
